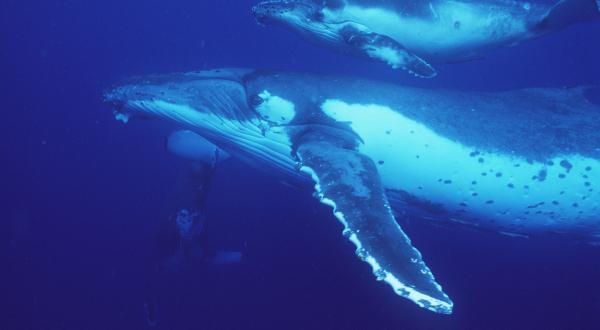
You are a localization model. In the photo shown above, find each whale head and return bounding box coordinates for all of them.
[105,68,458,314]
[253,1,323,25]
[103,69,300,173]
[104,69,254,124]
[252,1,341,43]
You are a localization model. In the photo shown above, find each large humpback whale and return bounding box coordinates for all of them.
[104,68,600,313]
[252,0,600,77]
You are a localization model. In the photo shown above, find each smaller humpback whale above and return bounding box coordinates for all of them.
[105,68,600,314]
[252,0,600,77]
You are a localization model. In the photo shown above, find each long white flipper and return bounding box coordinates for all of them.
[296,132,453,314]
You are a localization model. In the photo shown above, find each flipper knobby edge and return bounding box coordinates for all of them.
[290,108,452,314]
[298,164,453,314]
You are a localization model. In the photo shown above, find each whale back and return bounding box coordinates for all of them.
[248,72,600,161]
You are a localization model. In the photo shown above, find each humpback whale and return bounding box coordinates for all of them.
[104,69,600,314]
[252,0,600,77]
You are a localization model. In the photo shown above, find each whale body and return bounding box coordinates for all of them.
[104,69,600,314]
[253,0,600,77]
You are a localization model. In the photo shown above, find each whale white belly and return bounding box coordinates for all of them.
[321,99,600,233]
[332,3,532,60]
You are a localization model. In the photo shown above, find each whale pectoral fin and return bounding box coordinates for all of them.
[295,136,453,314]
[340,24,437,78]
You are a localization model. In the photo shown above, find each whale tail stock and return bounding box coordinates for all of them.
[537,0,600,31]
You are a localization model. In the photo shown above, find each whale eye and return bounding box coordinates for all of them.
[250,94,264,108]
[313,10,324,21]
[253,90,296,125]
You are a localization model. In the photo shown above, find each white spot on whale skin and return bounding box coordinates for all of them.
[365,46,405,69]
[114,112,130,124]
[256,90,296,125]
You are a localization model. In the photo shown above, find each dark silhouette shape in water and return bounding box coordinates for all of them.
[143,130,240,327]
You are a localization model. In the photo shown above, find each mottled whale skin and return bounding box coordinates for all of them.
[253,0,600,76]
[105,69,600,314]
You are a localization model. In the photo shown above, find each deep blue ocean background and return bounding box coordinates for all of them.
[2,0,600,329]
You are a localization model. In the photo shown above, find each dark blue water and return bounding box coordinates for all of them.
[2,1,600,329]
